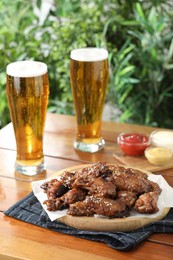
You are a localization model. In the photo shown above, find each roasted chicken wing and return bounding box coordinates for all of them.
[134,191,159,214]
[68,196,129,218]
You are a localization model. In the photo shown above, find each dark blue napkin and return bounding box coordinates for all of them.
[4,192,173,251]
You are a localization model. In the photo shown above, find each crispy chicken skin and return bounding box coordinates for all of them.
[110,165,148,179]
[68,196,129,218]
[149,180,162,195]
[40,178,68,199]
[41,161,162,217]
[43,188,86,211]
[60,171,76,189]
[111,174,153,194]
[117,191,137,208]
[76,177,117,198]
[71,161,111,187]
[134,192,159,214]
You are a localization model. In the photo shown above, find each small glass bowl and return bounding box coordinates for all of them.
[150,130,173,152]
[117,132,151,156]
[145,146,173,165]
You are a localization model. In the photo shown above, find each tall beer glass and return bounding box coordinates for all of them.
[70,48,109,153]
[6,61,49,176]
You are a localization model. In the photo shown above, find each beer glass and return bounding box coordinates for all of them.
[6,61,49,176]
[70,48,109,153]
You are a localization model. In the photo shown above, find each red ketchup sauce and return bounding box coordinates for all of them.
[117,133,151,156]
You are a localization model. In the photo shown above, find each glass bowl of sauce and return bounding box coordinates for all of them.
[150,130,173,152]
[117,133,151,156]
[145,146,172,165]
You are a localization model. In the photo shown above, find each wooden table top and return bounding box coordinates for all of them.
[0,113,173,259]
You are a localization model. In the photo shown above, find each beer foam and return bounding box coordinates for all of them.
[6,61,47,77]
[71,48,108,62]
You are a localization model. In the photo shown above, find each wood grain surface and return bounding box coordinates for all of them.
[1,113,173,260]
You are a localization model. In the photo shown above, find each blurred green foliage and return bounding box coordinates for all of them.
[1,0,173,128]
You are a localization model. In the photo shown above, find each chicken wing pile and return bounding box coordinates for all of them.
[41,161,162,218]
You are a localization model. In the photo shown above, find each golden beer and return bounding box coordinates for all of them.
[70,48,109,152]
[6,61,49,175]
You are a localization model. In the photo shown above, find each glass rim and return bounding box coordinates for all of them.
[145,146,173,159]
[6,60,47,78]
[70,47,108,62]
[117,132,151,146]
[150,130,173,144]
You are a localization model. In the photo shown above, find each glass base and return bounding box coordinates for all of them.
[74,138,105,153]
[15,161,46,176]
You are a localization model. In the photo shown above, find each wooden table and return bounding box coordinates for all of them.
[0,113,173,259]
